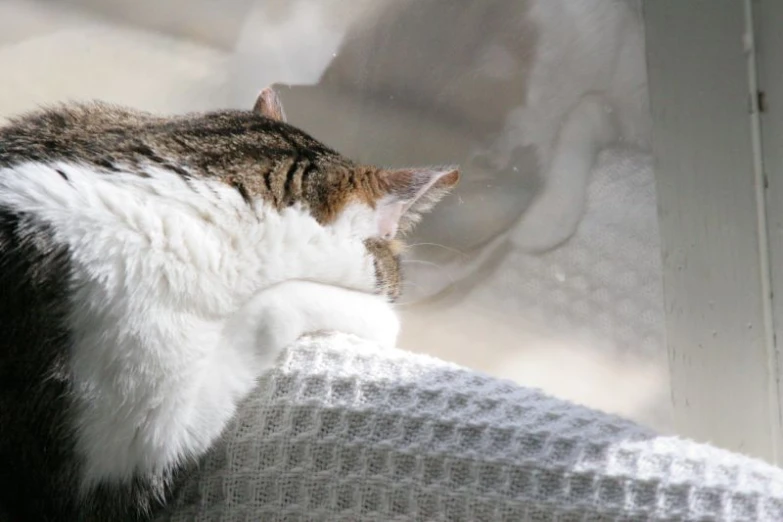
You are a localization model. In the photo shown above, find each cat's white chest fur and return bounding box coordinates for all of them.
[0,161,398,490]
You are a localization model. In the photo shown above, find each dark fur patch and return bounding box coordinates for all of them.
[0,209,78,521]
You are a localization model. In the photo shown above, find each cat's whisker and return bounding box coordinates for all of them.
[405,242,469,257]
[394,258,462,307]
[393,291,428,307]
[401,259,445,269]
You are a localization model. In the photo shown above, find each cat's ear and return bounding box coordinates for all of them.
[377,167,459,239]
[252,86,287,123]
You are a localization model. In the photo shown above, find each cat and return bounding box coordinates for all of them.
[0,87,458,521]
[249,0,650,301]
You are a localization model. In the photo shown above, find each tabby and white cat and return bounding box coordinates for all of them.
[0,88,457,520]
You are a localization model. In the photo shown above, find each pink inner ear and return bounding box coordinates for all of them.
[404,172,445,213]
[376,168,459,239]
[388,168,460,208]
[377,200,405,239]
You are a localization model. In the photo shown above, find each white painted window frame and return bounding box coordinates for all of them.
[643,0,783,463]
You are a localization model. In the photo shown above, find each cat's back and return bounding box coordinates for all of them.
[0,103,175,174]
[0,102,353,194]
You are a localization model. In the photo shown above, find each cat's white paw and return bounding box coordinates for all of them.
[510,189,586,253]
[301,286,399,349]
[226,280,400,369]
[343,298,400,349]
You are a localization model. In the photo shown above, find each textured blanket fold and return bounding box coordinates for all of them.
[158,333,783,521]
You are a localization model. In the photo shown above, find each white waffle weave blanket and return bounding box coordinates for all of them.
[157,333,783,521]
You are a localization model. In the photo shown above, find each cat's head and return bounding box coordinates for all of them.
[248,87,459,301]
